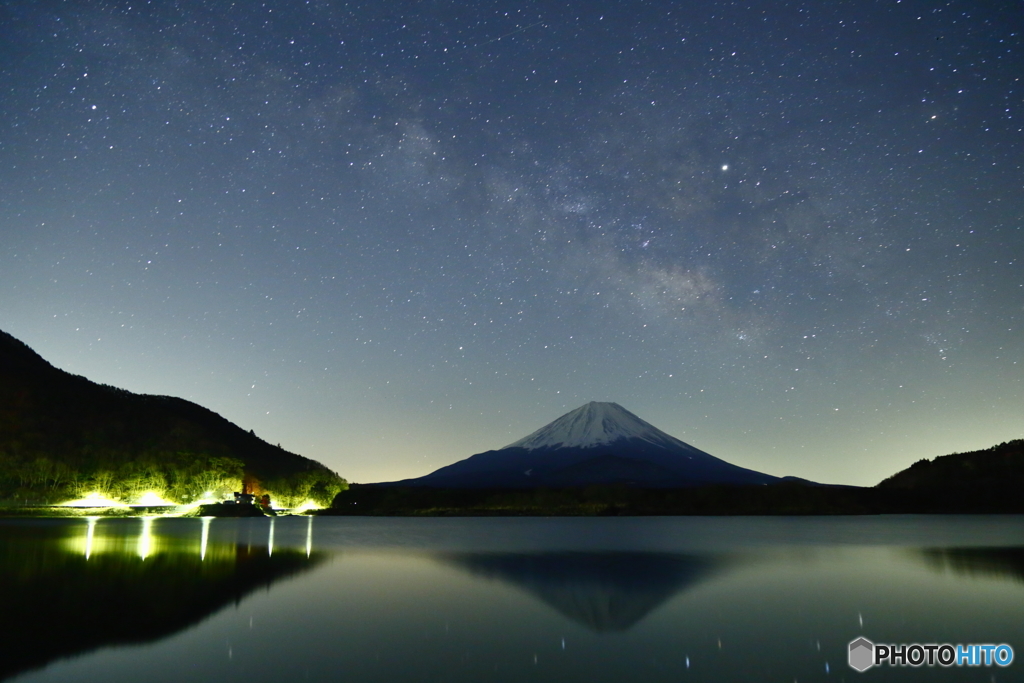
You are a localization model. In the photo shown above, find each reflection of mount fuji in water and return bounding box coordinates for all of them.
[0,518,324,682]
[438,551,728,632]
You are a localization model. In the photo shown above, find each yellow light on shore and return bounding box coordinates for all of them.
[131,491,175,507]
[290,500,322,514]
[60,492,126,508]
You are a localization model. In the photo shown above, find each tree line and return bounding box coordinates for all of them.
[0,449,345,508]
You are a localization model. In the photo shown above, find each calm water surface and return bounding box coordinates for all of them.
[3,515,1023,682]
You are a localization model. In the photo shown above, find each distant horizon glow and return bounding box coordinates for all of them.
[1,1,1020,487]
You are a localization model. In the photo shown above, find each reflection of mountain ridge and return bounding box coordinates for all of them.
[438,551,726,632]
[0,520,324,682]
[915,547,1024,584]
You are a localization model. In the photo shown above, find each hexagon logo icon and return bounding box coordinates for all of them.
[849,637,875,672]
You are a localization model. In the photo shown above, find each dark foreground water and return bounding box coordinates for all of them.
[3,515,1023,682]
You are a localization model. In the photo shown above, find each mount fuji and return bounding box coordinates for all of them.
[384,402,779,489]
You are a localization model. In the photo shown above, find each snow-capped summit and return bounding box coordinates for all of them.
[381,402,780,489]
[504,401,683,451]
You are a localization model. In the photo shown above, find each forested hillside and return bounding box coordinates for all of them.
[879,440,1024,491]
[0,330,345,507]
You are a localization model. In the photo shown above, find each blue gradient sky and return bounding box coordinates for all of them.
[1,0,1021,485]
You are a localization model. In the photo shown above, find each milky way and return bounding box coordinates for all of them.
[1,0,1021,484]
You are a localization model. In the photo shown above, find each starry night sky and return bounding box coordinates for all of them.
[1,0,1021,486]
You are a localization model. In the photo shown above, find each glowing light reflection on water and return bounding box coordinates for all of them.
[200,516,212,561]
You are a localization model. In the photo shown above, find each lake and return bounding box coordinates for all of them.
[3,515,1023,682]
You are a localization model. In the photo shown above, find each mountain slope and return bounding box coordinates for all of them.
[383,402,778,488]
[505,402,684,451]
[0,329,345,506]
[878,440,1024,491]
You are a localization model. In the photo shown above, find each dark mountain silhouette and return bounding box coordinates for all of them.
[330,436,1024,515]
[879,440,1024,490]
[0,329,345,506]
[381,402,778,489]
[873,440,1024,513]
